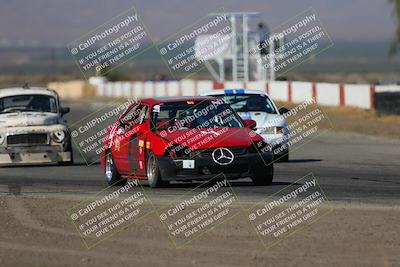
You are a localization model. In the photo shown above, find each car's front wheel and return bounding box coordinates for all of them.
[251,164,274,186]
[147,152,168,188]
[105,151,126,186]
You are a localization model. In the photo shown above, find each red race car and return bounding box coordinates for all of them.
[101,97,274,187]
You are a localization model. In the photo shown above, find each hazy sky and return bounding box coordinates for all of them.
[0,0,396,46]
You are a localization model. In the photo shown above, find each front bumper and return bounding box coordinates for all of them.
[0,145,71,166]
[259,133,289,156]
[155,152,273,181]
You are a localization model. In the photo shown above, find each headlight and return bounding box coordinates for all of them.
[260,127,286,134]
[52,130,66,143]
[0,134,4,144]
[259,127,276,134]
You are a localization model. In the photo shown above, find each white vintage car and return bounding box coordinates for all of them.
[0,86,73,166]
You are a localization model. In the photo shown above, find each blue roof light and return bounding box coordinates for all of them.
[223,89,245,95]
[224,89,234,95]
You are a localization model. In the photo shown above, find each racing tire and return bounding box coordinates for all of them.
[251,164,274,186]
[105,151,126,186]
[147,152,169,188]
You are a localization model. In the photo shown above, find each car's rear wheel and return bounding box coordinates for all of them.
[105,151,126,186]
[147,152,168,188]
[251,164,274,186]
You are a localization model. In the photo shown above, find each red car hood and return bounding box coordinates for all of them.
[159,127,258,150]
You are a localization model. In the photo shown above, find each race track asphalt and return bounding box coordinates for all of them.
[1,100,399,204]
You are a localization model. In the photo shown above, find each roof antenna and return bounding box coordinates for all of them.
[22,83,30,89]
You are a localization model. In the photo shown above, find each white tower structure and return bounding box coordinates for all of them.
[195,12,284,83]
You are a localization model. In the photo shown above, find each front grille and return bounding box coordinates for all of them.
[200,147,247,157]
[7,133,49,146]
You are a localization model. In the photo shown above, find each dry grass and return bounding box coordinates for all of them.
[276,101,400,140]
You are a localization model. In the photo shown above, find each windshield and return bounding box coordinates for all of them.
[151,100,243,131]
[0,94,57,114]
[216,94,277,114]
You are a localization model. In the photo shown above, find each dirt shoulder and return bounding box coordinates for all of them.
[276,101,400,140]
[0,195,399,267]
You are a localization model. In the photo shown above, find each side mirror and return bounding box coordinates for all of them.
[244,119,257,129]
[279,107,290,115]
[60,107,70,115]
[116,127,125,135]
